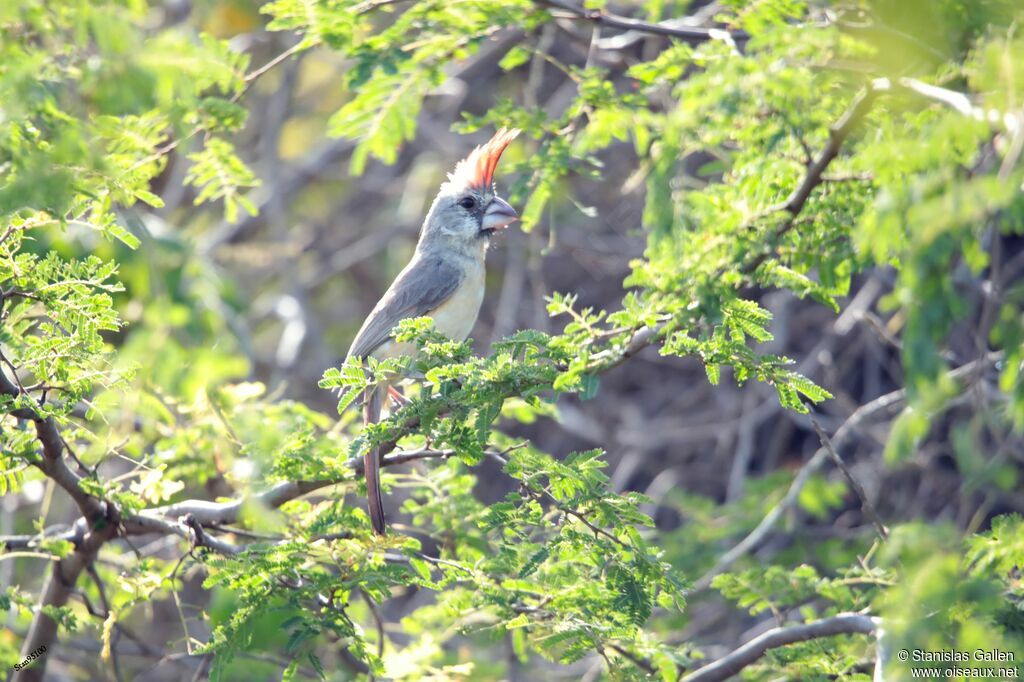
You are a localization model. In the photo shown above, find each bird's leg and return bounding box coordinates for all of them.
[387,385,410,407]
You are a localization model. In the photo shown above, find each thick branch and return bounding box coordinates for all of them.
[680,613,879,682]
[1,368,119,681]
[122,514,246,556]
[0,373,105,522]
[12,524,119,682]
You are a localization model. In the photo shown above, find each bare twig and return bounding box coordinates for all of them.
[808,413,889,540]
[359,588,386,659]
[242,41,309,87]
[86,565,124,682]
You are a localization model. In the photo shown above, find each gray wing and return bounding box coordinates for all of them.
[346,252,463,359]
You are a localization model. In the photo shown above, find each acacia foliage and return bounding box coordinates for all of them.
[1,0,1023,680]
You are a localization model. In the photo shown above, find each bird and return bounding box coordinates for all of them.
[344,128,520,535]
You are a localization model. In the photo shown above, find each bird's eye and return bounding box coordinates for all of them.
[458,196,476,210]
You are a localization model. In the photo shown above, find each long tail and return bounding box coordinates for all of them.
[363,384,387,535]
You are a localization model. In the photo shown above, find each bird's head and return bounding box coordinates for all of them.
[419,128,520,254]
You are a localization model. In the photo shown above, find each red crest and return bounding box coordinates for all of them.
[449,128,520,190]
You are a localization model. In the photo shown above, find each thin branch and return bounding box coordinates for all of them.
[127,0,407,184]
[680,613,879,682]
[352,0,413,14]
[892,77,1020,134]
[808,413,889,540]
[486,449,631,550]
[606,642,656,675]
[1,523,83,551]
[359,588,386,659]
[777,84,881,216]
[242,41,309,86]
[134,447,456,527]
[588,86,888,370]
[747,75,1015,279]
[86,565,124,682]
[693,351,1002,591]
[535,0,746,45]
[0,224,19,246]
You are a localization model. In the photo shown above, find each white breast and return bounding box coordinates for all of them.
[370,262,485,363]
[429,263,485,342]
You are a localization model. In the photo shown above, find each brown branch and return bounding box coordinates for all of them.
[86,564,124,682]
[12,523,119,682]
[585,86,886,362]
[1,368,119,681]
[0,372,106,523]
[486,449,630,550]
[744,76,1010,286]
[592,100,868,364]
[602,77,1006,373]
[777,85,881,217]
[359,588,386,659]
[680,613,879,682]
[606,642,656,675]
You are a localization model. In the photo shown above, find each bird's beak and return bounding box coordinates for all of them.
[481,196,518,233]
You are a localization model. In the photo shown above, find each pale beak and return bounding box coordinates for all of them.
[481,196,518,233]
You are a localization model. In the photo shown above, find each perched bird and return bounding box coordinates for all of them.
[345,128,520,535]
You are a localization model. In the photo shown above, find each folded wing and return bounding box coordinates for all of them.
[346,253,464,360]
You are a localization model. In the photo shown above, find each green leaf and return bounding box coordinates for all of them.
[505,613,530,630]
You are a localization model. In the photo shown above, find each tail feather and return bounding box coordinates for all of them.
[363,384,387,535]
